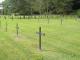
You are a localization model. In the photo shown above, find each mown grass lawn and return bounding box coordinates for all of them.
[0,16,80,60]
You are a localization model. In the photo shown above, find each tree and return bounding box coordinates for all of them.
[3,0,75,15]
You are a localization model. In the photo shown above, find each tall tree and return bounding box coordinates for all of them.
[3,0,74,15]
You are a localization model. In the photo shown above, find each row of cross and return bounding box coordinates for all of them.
[0,20,45,50]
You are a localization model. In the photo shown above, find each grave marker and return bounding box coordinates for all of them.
[6,21,8,32]
[23,15,26,19]
[36,27,45,50]
[61,18,63,24]
[61,15,64,25]
[16,23,19,37]
[4,16,6,20]
[47,15,50,24]
[20,16,21,19]
[12,16,13,20]
[0,20,1,28]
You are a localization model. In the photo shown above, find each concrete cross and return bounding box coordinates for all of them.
[36,27,45,50]
[6,21,8,32]
[16,23,19,37]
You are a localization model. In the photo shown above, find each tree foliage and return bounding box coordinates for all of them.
[3,0,80,15]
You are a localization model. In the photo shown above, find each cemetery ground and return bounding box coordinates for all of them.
[0,15,80,60]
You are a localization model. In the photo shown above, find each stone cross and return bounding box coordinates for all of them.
[6,21,8,32]
[36,27,45,50]
[16,23,19,37]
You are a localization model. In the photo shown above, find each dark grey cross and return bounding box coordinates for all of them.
[61,18,63,25]
[36,27,45,50]
[20,16,22,19]
[61,15,64,25]
[0,20,1,28]
[16,23,19,37]
[11,16,13,20]
[47,15,50,24]
[6,21,8,32]
[4,16,6,20]
[23,15,26,19]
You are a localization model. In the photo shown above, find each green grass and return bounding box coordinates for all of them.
[0,16,80,60]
